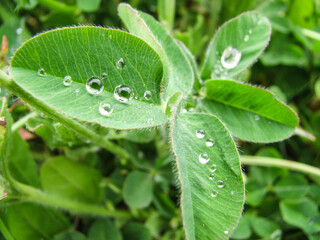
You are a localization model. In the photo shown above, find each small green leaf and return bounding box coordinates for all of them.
[40,156,103,203]
[88,219,122,240]
[231,214,251,239]
[54,230,87,240]
[201,12,271,79]
[273,174,309,200]
[5,202,70,240]
[172,112,245,239]
[76,0,101,12]
[202,80,299,142]
[118,3,194,101]
[122,222,151,240]
[250,216,282,239]
[123,171,153,209]
[10,27,167,130]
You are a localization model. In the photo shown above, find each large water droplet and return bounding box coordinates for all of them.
[38,68,46,76]
[196,129,205,139]
[211,190,218,198]
[199,153,210,164]
[206,138,215,147]
[210,164,217,172]
[86,77,104,95]
[144,90,152,100]
[209,173,215,180]
[63,75,72,86]
[116,58,125,69]
[221,46,242,69]
[99,103,113,116]
[218,180,225,188]
[244,34,250,42]
[114,85,134,103]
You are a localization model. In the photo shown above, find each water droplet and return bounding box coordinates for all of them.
[231,191,235,195]
[99,103,113,116]
[116,58,125,69]
[109,34,113,39]
[101,72,107,79]
[144,90,152,100]
[199,153,210,164]
[37,68,46,76]
[86,77,104,95]
[210,164,217,172]
[244,34,250,42]
[114,84,134,103]
[224,230,229,235]
[196,129,205,138]
[209,173,215,180]
[63,75,72,86]
[249,29,252,34]
[218,180,225,188]
[221,46,242,69]
[147,118,154,124]
[255,115,260,121]
[206,138,215,147]
[16,28,22,35]
[211,190,218,197]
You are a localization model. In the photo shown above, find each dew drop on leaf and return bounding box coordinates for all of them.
[210,164,217,172]
[221,46,242,69]
[218,180,225,188]
[63,75,72,86]
[101,72,107,79]
[86,77,104,95]
[147,118,154,124]
[255,115,260,121]
[114,84,134,103]
[99,103,113,116]
[205,138,215,147]
[144,90,152,100]
[75,89,80,95]
[244,34,250,42]
[209,173,215,180]
[211,190,218,198]
[199,153,210,164]
[116,58,125,69]
[16,28,22,35]
[37,68,46,76]
[249,29,252,34]
[224,230,229,235]
[196,129,205,138]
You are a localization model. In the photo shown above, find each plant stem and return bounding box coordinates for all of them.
[301,28,320,41]
[12,111,38,132]
[36,0,79,14]
[0,217,14,240]
[241,155,320,178]
[0,70,129,159]
[12,180,131,218]
[295,127,316,141]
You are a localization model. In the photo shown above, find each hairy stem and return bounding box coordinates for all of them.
[12,111,38,132]
[295,127,316,141]
[241,155,320,178]
[0,70,129,159]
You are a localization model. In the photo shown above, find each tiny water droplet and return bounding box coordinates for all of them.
[108,35,113,39]
[249,29,252,34]
[86,77,104,95]
[231,191,235,195]
[221,46,242,69]
[114,84,134,103]
[16,28,22,35]
[75,89,80,95]
[99,103,113,116]
[224,230,229,235]
[63,75,72,86]
[206,138,215,147]
[147,118,154,124]
[196,129,205,138]
[38,68,46,76]
[218,180,225,188]
[244,34,250,42]
[101,72,107,79]
[199,153,210,164]
[144,90,152,100]
[211,190,218,197]
[255,115,260,121]
[209,173,215,180]
[116,58,125,69]
[134,96,138,100]
[210,164,217,172]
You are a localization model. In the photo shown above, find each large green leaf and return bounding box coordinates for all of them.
[201,12,271,79]
[201,80,299,142]
[88,219,122,240]
[118,3,194,101]
[40,156,103,203]
[10,27,167,129]
[171,111,245,240]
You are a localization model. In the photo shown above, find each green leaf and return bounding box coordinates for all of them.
[40,156,103,203]
[10,27,167,130]
[7,131,40,187]
[88,219,122,240]
[76,0,101,12]
[122,222,151,240]
[231,214,251,239]
[315,78,320,99]
[118,3,194,101]
[5,202,70,240]
[54,230,87,240]
[171,112,245,239]
[273,174,309,200]
[249,216,281,239]
[202,80,299,142]
[123,171,153,209]
[201,12,271,79]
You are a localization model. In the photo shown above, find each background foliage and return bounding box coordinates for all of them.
[0,0,320,239]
